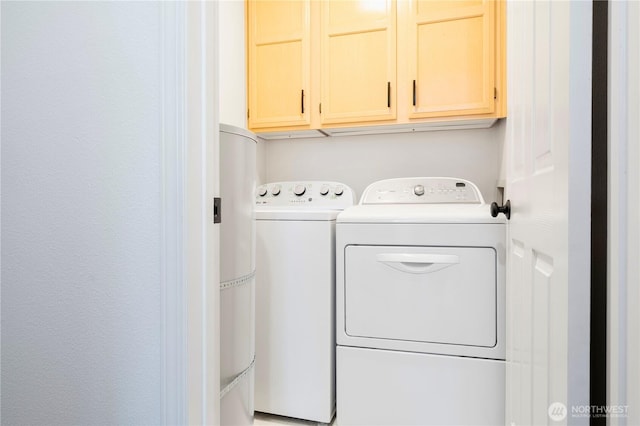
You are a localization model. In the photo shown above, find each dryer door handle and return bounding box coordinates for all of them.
[376,253,459,274]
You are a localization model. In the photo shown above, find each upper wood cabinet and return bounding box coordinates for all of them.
[407,0,496,118]
[320,0,396,124]
[246,0,505,134]
[247,0,311,129]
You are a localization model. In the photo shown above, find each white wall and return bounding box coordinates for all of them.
[218,1,269,187]
[219,0,247,129]
[263,123,504,203]
[1,2,164,424]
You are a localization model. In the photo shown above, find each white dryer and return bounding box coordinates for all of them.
[336,177,506,426]
[255,181,355,424]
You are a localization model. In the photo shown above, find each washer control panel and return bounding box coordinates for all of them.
[256,181,356,207]
[360,177,484,205]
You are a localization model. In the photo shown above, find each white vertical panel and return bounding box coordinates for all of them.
[511,240,530,426]
[505,0,590,424]
[520,0,535,181]
[534,0,552,171]
[185,1,220,424]
[628,2,640,422]
[161,2,187,423]
[219,0,247,128]
[506,239,524,424]
[608,3,627,425]
[565,1,591,415]
[519,246,533,426]
[507,1,525,183]
[609,1,640,424]
[532,252,553,426]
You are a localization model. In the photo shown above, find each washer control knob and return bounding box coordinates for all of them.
[258,187,267,197]
[414,185,425,196]
[271,185,281,196]
[334,185,344,196]
[293,184,306,196]
[319,184,330,196]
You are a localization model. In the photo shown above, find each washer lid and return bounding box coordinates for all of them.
[337,203,505,224]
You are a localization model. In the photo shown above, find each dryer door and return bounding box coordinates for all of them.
[344,245,497,348]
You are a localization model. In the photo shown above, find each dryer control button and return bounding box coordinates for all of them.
[258,187,268,197]
[320,185,330,196]
[414,185,425,196]
[293,184,306,196]
[271,185,281,196]
[334,185,344,196]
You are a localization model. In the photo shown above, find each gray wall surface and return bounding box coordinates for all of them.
[263,123,504,203]
[1,2,164,424]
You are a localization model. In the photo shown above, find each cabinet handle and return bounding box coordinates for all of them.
[387,82,391,108]
[301,89,304,114]
[412,80,416,106]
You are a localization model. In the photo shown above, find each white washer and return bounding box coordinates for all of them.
[336,177,506,426]
[255,181,355,424]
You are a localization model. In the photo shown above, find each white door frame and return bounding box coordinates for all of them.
[161,1,220,425]
[608,1,640,424]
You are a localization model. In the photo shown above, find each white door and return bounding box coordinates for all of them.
[504,1,591,425]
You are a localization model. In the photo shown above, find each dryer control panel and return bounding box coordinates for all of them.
[360,177,484,205]
[256,181,356,207]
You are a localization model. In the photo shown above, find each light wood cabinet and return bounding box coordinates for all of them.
[247,0,311,129]
[320,0,396,124]
[407,0,496,118]
[246,0,505,134]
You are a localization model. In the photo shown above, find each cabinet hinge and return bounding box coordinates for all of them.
[319,103,322,114]
[247,109,250,119]
[494,88,497,100]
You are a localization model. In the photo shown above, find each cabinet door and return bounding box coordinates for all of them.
[321,0,396,125]
[247,1,310,129]
[408,0,495,118]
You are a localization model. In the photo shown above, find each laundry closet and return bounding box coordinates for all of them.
[219,1,507,425]
[2,0,630,424]
[218,0,595,425]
